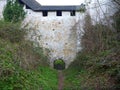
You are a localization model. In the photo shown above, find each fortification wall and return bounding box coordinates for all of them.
[23,9,84,68]
[0,0,115,68]
[0,0,6,19]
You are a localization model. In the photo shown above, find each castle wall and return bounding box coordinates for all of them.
[0,0,115,68]
[0,0,84,68]
[23,9,84,68]
[0,0,6,19]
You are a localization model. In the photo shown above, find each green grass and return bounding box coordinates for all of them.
[63,14,120,89]
[64,68,89,90]
[0,20,58,90]
[0,38,58,90]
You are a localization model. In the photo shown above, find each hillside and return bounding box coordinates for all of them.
[64,12,120,90]
[0,20,58,90]
[0,0,120,90]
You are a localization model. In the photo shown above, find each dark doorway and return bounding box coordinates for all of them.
[54,59,65,70]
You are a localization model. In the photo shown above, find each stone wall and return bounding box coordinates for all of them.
[22,9,85,68]
[0,0,6,19]
[0,0,115,68]
[0,0,84,68]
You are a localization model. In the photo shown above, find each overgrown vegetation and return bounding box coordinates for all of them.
[54,59,65,70]
[0,21,58,90]
[3,0,25,23]
[64,11,120,90]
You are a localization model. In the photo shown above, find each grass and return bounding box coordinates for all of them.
[0,21,58,90]
[0,37,58,90]
[64,52,119,90]
[63,13,120,90]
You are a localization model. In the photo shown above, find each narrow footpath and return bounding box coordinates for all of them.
[58,71,64,90]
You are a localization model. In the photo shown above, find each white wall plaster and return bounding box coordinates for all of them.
[0,0,6,19]
[0,0,116,68]
[23,9,85,68]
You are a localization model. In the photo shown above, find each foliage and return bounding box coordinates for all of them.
[54,59,65,70]
[3,0,25,23]
[64,13,120,89]
[0,20,25,43]
[79,3,86,12]
[0,20,58,90]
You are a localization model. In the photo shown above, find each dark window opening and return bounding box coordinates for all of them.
[57,11,62,16]
[26,5,30,9]
[42,11,48,16]
[70,11,76,16]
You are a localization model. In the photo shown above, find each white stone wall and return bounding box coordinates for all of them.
[23,9,85,68]
[0,0,116,68]
[0,0,84,68]
[0,0,6,19]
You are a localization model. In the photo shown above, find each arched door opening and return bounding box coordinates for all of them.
[53,59,65,70]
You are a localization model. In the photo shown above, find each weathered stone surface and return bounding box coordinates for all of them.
[0,0,6,19]
[0,0,115,68]
[22,9,84,68]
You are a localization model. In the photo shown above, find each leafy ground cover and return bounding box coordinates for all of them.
[63,13,120,90]
[0,21,58,90]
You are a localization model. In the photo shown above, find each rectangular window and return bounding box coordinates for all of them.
[70,11,76,16]
[42,11,48,16]
[26,5,30,9]
[57,11,62,16]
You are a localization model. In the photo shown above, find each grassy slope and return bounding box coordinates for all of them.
[0,37,58,90]
[64,14,120,89]
[64,49,120,90]
[0,21,58,90]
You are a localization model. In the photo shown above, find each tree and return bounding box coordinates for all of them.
[113,0,120,6]
[3,0,25,23]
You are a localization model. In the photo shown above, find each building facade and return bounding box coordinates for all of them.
[0,0,115,68]
[20,0,84,68]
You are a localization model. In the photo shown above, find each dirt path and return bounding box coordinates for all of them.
[58,71,64,90]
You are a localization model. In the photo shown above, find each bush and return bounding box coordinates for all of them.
[3,0,25,23]
[64,13,120,89]
[0,20,26,43]
[0,20,58,90]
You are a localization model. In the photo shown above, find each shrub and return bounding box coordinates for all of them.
[3,0,25,23]
[0,40,57,90]
[0,20,26,43]
[65,12,120,89]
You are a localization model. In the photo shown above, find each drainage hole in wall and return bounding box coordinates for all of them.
[54,59,65,70]
[53,29,55,31]
[58,22,61,24]
[65,43,68,45]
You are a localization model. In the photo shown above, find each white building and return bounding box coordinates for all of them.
[0,0,6,19]
[0,0,115,68]
[19,0,85,68]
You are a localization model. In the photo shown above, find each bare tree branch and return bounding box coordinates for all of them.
[113,0,120,6]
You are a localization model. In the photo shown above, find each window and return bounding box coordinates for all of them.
[42,11,48,16]
[26,5,30,9]
[70,11,76,16]
[57,11,62,16]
